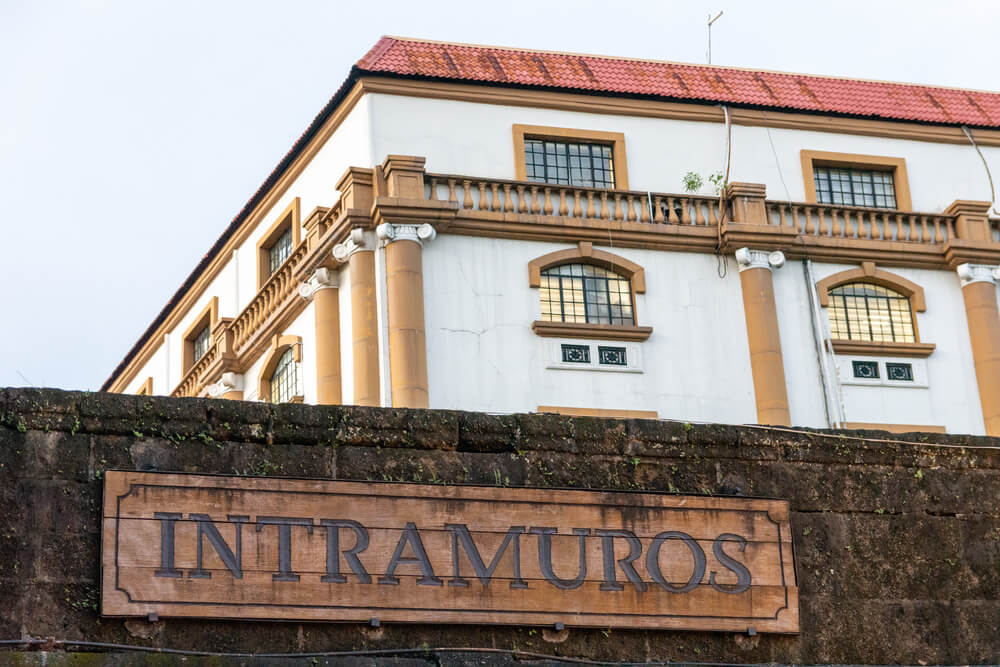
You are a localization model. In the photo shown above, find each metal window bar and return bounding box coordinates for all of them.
[540,264,634,325]
[269,228,293,275]
[270,347,299,403]
[525,139,615,189]
[192,326,210,363]
[828,283,914,342]
[814,167,897,209]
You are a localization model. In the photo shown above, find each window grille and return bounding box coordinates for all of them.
[268,227,293,275]
[827,283,915,343]
[192,325,211,363]
[540,263,634,326]
[852,360,879,379]
[525,139,615,188]
[886,362,914,381]
[269,347,299,403]
[814,166,897,209]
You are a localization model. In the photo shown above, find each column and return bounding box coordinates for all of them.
[375,222,436,409]
[957,263,1000,435]
[298,267,341,405]
[208,372,244,401]
[735,247,791,426]
[334,229,380,407]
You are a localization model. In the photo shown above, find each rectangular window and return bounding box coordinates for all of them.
[598,346,627,366]
[268,227,293,275]
[852,360,879,379]
[885,362,914,382]
[525,139,615,189]
[801,151,911,211]
[192,325,211,363]
[256,197,301,289]
[561,344,590,364]
[513,125,628,190]
[814,166,897,208]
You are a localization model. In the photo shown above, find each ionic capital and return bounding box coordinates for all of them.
[735,247,786,272]
[208,372,243,398]
[298,267,338,300]
[957,263,1000,287]
[375,222,436,246]
[333,227,375,262]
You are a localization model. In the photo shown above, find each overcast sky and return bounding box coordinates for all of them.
[3,0,999,392]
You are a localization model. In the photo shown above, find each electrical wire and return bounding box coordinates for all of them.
[0,640,802,666]
[715,104,733,278]
[4,638,991,667]
[961,125,999,217]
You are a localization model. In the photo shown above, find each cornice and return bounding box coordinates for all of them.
[356,76,1000,147]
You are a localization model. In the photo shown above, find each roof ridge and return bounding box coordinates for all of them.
[375,35,1000,98]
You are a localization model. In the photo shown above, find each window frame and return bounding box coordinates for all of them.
[800,150,912,211]
[181,296,219,373]
[136,377,153,396]
[513,125,629,190]
[528,242,652,342]
[256,197,301,289]
[539,263,637,327]
[816,262,935,357]
[258,334,303,403]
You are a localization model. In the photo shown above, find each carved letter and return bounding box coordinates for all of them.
[255,516,314,582]
[153,512,182,578]
[530,527,590,590]
[595,529,647,592]
[445,524,527,589]
[645,530,706,593]
[378,522,442,586]
[188,514,249,579]
[709,533,752,594]
[319,519,371,584]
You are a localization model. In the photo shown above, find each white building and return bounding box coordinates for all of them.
[104,36,1000,436]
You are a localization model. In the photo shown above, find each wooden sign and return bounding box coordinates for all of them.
[102,472,798,633]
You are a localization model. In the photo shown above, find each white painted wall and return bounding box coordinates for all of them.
[421,235,759,423]
[367,93,1000,212]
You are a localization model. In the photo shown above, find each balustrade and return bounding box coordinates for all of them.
[230,242,309,353]
[765,201,955,244]
[170,345,219,398]
[426,174,724,227]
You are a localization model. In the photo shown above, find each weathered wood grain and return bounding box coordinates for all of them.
[102,471,798,633]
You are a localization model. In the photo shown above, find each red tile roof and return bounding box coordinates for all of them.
[357,36,1000,129]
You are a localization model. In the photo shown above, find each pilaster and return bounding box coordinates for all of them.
[376,222,435,409]
[735,247,791,426]
[334,229,380,407]
[957,262,1000,435]
[298,267,341,405]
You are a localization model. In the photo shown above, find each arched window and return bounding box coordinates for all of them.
[269,347,299,403]
[816,262,934,357]
[827,283,915,343]
[258,334,303,403]
[540,263,635,325]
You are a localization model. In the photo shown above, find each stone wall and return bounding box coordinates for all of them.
[0,388,998,665]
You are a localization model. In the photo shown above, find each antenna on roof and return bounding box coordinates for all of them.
[707,11,723,64]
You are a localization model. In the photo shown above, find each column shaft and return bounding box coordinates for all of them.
[350,251,381,406]
[962,281,1000,434]
[385,239,429,408]
[313,286,342,404]
[739,267,791,425]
